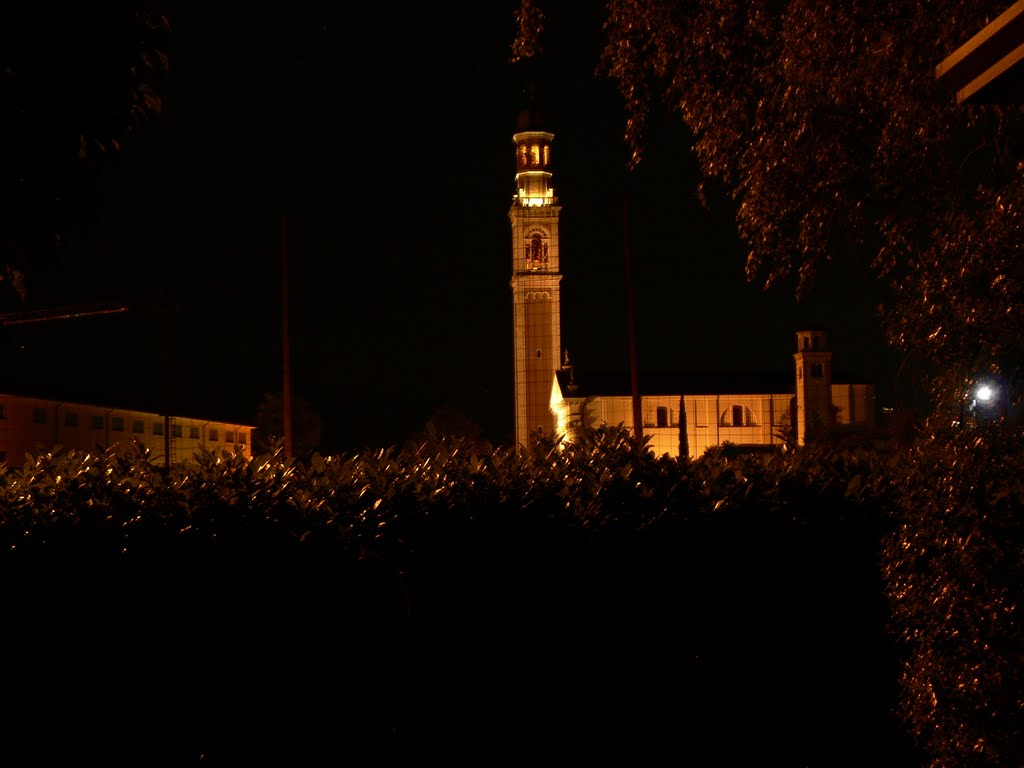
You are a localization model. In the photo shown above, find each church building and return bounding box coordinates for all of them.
[509,120,875,458]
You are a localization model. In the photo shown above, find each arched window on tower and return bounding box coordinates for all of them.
[528,233,547,269]
[810,362,824,378]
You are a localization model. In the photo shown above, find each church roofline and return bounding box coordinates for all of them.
[559,370,797,398]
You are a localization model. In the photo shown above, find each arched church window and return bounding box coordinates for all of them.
[542,145,550,166]
[519,145,528,169]
[528,233,547,269]
[721,405,756,427]
[811,362,824,378]
[530,144,541,165]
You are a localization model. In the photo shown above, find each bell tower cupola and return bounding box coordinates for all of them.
[513,131,556,210]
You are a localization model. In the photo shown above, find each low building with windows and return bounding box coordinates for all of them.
[0,393,254,465]
[551,330,876,459]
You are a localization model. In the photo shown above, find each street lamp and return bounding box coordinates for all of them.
[969,378,1005,423]
[975,382,996,403]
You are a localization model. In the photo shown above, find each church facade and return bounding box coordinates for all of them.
[510,125,875,458]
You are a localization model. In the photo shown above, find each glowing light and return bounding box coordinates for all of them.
[975,383,995,402]
[518,189,554,207]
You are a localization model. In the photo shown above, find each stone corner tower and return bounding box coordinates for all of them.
[510,109,562,449]
[793,329,834,445]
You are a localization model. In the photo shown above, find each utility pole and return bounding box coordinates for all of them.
[622,182,643,445]
[281,214,294,459]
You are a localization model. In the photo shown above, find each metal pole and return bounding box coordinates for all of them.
[281,214,294,459]
[623,182,643,445]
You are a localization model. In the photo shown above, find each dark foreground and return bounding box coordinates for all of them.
[2,517,918,766]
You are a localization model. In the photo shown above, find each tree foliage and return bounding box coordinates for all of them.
[516,0,1024,416]
[882,427,1024,768]
[0,3,170,302]
[678,394,690,458]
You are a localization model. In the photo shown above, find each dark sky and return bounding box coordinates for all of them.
[4,2,902,453]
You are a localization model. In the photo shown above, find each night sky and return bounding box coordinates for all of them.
[4,2,903,453]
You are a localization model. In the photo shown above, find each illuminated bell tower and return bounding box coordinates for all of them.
[794,330,835,445]
[510,121,561,448]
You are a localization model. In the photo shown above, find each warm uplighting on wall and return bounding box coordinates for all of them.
[518,189,554,207]
[550,385,574,447]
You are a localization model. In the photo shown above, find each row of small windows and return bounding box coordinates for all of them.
[797,362,825,379]
[517,143,550,169]
[11,406,244,443]
[647,405,761,428]
[800,335,824,351]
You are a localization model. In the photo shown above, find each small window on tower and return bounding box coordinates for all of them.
[530,144,540,165]
[542,145,550,166]
[536,349,542,359]
[528,233,545,269]
[811,362,824,378]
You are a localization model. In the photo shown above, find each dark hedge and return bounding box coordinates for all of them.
[1,427,1019,766]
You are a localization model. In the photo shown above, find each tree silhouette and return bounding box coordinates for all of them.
[0,4,170,303]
